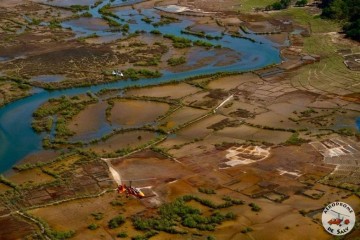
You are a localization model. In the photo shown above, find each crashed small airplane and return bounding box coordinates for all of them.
[112,70,124,77]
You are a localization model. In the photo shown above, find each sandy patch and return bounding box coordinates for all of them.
[221,145,270,168]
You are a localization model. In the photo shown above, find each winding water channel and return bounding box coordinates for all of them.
[0,0,285,172]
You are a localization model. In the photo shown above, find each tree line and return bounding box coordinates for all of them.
[320,0,360,41]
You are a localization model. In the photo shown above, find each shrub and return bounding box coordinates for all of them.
[167,56,186,66]
[163,34,192,48]
[285,132,307,145]
[150,29,161,35]
[88,223,99,230]
[108,215,125,229]
[70,5,89,12]
[110,200,124,206]
[295,0,307,7]
[117,232,128,238]
[46,230,75,239]
[249,203,261,212]
[198,187,216,194]
[241,227,253,233]
[91,212,104,220]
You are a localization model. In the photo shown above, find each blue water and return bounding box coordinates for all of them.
[0,0,283,173]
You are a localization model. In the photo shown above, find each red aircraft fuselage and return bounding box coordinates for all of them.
[328,218,343,225]
[117,184,145,199]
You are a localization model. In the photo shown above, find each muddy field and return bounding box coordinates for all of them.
[110,100,169,126]
[88,130,157,155]
[0,0,359,239]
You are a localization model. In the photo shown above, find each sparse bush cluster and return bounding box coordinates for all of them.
[46,230,75,240]
[163,34,192,48]
[249,203,261,212]
[117,232,128,238]
[163,34,219,49]
[167,56,186,66]
[181,195,244,209]
[285,132,308,145]
[108,215,125,229]
[132,196,238,235]
[321,0,360,41]
[181,28,222,40]
[32,95,98,143]
[265,0,291,10]
[91,212,104,220]
[69,5,89,12]
[152,15,179,27]
[88,223,99,230]
[123,68,162,80]
[295,0,308,7]
[198,187,216,194]
[241,227,253,233]
[0,175,18,189]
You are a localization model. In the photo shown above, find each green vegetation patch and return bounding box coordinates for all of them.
[249,202,262,212]
[193,40,214,48]
[134,56,161,66]
[102,15,121,27]
[198,187,216,195]
[0,78,32,107]
[49,19,62,29]
[152,15,180,27]
[117,232,128,238]
[80,12,93,18]
[91,212,104,220]
[321,0,360,41]
[123,68,162,80]
[32,94,98,145]
[132,195,240,235]
[108,215,125,229]
[99,4,119,19]
[46,230,75,240]
[70,5,89,12]
[163,34,220,49]
[0,175,18,190]
[238,0,277,12]
[150,29,161,35]
[265,0,291,10]
[167,56,186,66]
[163,34,192,48]
[88,223,99,230]
[285,132,308,145]
[181,28,223,40]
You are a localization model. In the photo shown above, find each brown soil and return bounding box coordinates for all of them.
[0,216,35,240]
[89,130,156,154]
[125,83,200,99]
[110,100,169,126]
[69,102,108,135]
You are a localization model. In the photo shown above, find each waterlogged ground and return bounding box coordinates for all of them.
[0,0,359,239]
[0,0,286,172]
